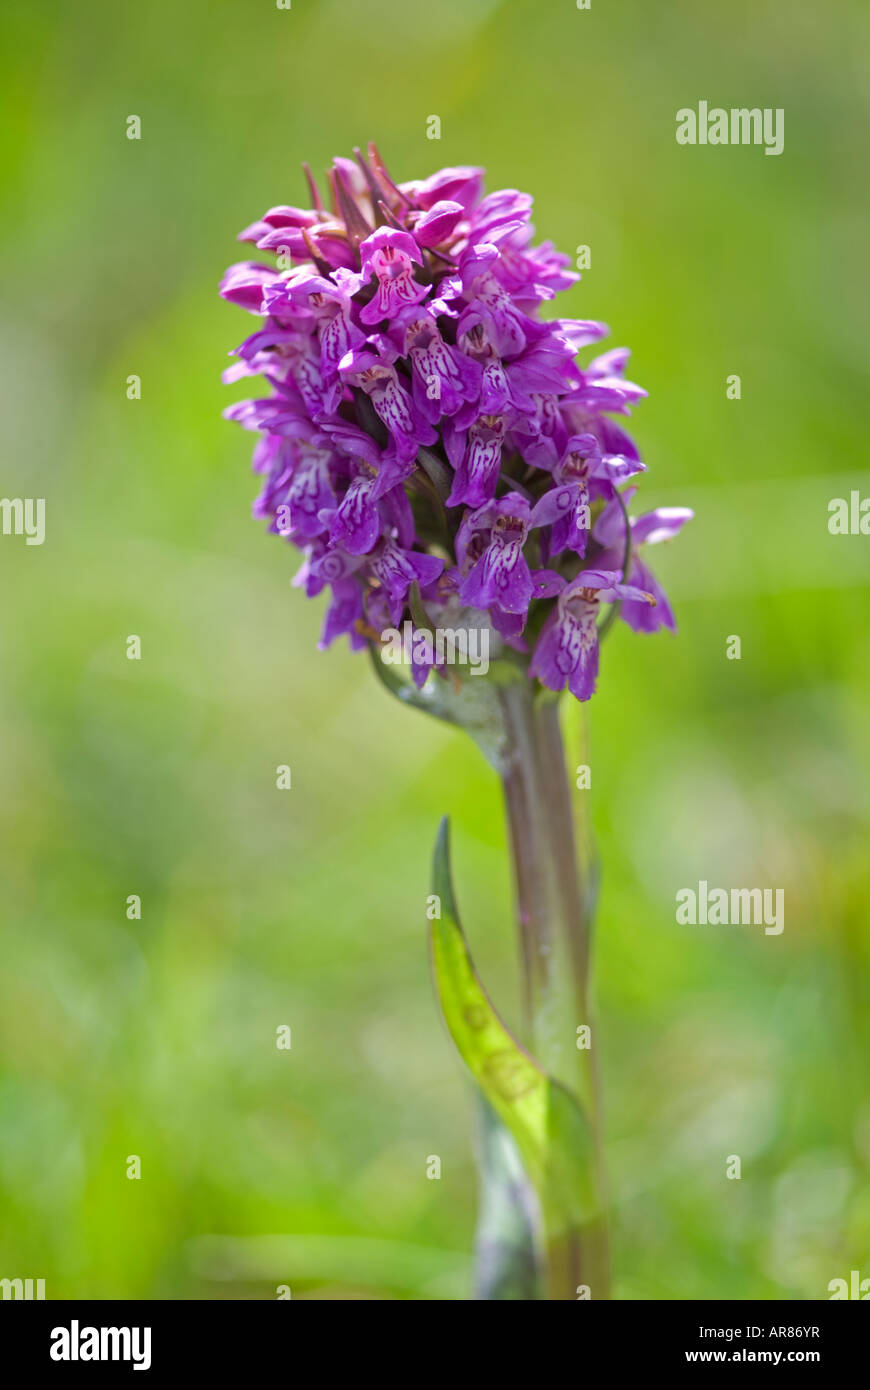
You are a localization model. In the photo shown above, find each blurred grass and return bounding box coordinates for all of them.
[0,0,868,1299]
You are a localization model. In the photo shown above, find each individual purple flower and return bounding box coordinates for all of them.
[531,570,655,701]
[376,306,480,424]
[529,434,646,558]
[456,501,562,641]
[458,494,535,616]
[341,348,437,463]
[444,413,507,508]
[322,465,381,554]
[223,323,305,389]
[274,333,329,419]
[266,268,366,412]
[402,165,485,211]
[455,307,534,417]
[223,390,311,439]
[468,189,533,244]
[369,537,444,625]
[560,348,648,435]
[358,227,430,325]
[467,195,580,305]
[322,459,417,556]
[219,261,281,313]
[262,438,337,540]
[238,204,321,252]
[456,242,534,357]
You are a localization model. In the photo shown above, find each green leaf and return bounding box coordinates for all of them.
[472,1091,541,1300]
[429,818,599,1277]
[416,446,453,500]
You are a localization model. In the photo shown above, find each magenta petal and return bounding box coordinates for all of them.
[413,200,465,247]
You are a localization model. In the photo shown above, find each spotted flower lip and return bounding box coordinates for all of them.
[221,144,691,701]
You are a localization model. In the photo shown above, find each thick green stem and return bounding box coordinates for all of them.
[372,654,609,1298]
[498,682,610,1300]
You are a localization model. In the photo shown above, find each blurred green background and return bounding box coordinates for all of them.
[1,0,868,1299]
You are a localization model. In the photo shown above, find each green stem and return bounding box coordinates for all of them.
[498,682,610,1300]
[369,652,610,1298]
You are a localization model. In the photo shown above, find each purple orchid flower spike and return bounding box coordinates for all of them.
[221,145,690,679]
